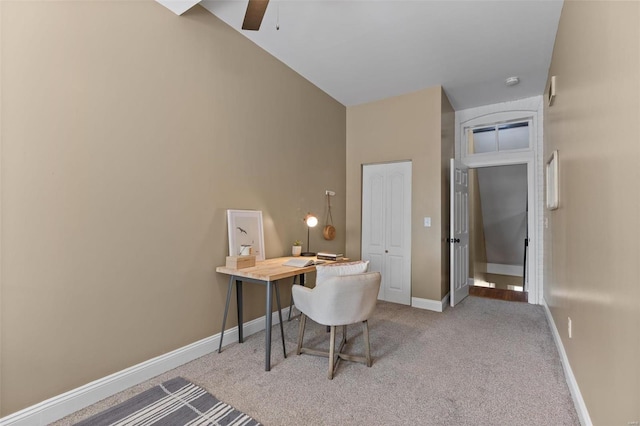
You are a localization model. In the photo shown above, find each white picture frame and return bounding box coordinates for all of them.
[227,209,265,260]
[546,150,559,210]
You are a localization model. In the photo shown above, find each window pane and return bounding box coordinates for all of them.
[471,127,497,154]
[498,123,529,151]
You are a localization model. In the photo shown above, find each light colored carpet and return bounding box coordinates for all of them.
[53,296,579,425]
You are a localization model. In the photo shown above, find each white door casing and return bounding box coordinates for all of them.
[450,159,470,307]
[362,161,412,305]
[455,99,541,304]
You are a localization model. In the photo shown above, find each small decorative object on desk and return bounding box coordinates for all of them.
[316,252,343,261]
[239,244,253,256]
[225,255,256,269]
[292,240,302,257]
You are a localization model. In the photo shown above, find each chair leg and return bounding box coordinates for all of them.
[342,325,347,343]
[363,320,372,367]
[328,326,336,380]
[296,313,306,355]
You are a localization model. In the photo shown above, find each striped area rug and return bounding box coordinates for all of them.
[74,377,260,426]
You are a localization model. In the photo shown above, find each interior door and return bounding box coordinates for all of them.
[362,162,412,305]
[450,159,470,307]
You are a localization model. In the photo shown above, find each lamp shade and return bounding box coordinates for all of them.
[304,214,318,227]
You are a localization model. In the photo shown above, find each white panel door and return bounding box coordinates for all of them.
[362,162,411,305]
[450,159,470,307]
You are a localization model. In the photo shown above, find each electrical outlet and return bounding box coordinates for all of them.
[568,317,572,339]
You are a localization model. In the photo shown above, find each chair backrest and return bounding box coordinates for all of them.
[315,260,369,286]
[307,271,381,326]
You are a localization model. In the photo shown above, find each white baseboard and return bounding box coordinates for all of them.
[541,299,592,426]
[411,294,449,312]
[0,306,292,426]
[486,263,523,277]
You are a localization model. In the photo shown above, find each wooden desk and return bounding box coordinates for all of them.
[216,256,319,371]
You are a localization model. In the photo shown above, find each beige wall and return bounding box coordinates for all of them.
[468,169,487,281]
[345,87,453,302]
[0,2,346,415]
[544,1,640,424]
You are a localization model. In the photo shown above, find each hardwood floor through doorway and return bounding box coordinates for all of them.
[469,286,528,302]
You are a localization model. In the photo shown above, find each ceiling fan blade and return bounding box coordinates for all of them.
[242,0,269,31]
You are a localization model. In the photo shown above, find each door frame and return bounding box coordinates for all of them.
[455,98,543,304]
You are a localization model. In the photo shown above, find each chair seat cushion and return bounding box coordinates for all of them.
[315,260,369,285]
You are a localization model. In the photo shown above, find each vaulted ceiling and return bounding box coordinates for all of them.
[157,0,563,110]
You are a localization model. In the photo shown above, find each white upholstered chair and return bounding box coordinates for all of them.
[292,271,381,379]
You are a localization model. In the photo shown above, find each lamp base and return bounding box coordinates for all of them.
[301,252,316,257]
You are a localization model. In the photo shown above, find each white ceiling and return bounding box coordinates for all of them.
[163,0,564,110]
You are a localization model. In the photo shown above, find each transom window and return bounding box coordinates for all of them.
[467,121,530,155]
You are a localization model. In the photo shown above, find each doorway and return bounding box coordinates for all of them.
[455,104,542,305]
[468,164,529,303]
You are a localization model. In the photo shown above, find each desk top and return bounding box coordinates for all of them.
[216,256,323,282]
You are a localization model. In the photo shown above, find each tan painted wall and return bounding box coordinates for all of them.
[345,87,453,302]
[544,1,640,424]
[468,169,487,281]
[0,2,346,415]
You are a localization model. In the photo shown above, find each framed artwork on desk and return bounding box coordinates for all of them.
[227,209,265,261]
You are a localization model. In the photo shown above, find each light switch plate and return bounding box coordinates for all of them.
[423,217,431,227]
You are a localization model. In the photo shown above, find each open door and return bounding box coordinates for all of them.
[450,159,470,307]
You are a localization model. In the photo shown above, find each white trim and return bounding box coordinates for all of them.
[455,96,543,305]
[0,307,292,426]
[461,150,533,169]
[411,294,449,312]
[486,263,523,277]
[541,299,592,426]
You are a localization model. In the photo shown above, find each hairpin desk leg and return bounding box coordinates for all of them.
[218,276,234,353]
[236,280,243,343]
[274,282,287,358]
